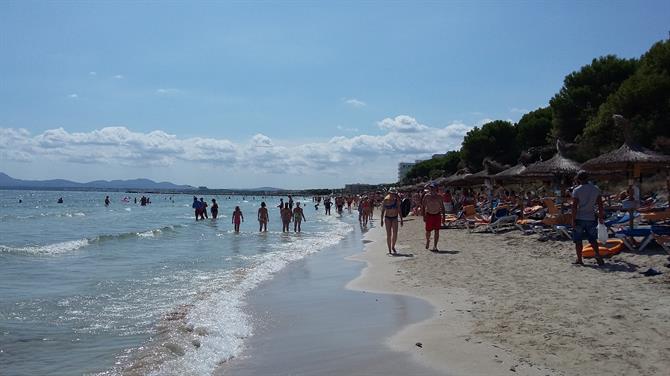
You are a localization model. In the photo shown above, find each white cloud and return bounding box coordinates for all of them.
[68,94,79,99]
[0,116,477,174]
[344,98,366,108]
[156,88,181,95]
[114,74,124,79]
[89,71,97,76]
[377,115,428,133]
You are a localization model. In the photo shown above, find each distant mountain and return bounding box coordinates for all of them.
[0,172,193,190]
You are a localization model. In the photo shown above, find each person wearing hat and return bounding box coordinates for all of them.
[571,171,605,266]
[381,188,403,255]
[422,182,445,252]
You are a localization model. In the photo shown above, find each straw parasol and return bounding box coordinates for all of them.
[521,140,581,179]
[444,168,471,186]
[493,163,527,182]
[464,159,509,185]
[581,115,670,176]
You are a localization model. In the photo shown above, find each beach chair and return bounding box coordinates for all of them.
[478,206,518,234]
[641,209,670,224]
[651,225,670,255]
[614,227,654,252]
[461,205,488,230]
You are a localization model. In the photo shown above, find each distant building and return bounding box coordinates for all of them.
[398,162,416,181]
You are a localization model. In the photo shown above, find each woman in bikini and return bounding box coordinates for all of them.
[257,202,269,232]
[292,202,306,232]
[232,206,244,233]
[380,188,403,255]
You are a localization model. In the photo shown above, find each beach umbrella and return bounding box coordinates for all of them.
[581,115,670,228]
[520,141,581,179]
[581,115,670,176]
[520,141,581,214]
[493,163,527,183]
[464,159,509,185]
[444,169,472,186]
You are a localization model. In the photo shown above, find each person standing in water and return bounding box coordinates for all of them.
[292,202,306,232]
[211,199,219,219]
[200,198,208,219]
[281,203,292,233]
[381,188,403,254]
[232,206,244,233]
[192,196,201,221]
[104,196,110,207]
[258,202,269,232]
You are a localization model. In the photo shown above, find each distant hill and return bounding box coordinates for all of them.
[0,172,193,190]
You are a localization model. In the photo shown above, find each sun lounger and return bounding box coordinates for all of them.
[651,225,670,255]
[485,215,519,234]
[615,227,654,252]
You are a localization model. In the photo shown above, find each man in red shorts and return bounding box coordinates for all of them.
[422,182,446,251]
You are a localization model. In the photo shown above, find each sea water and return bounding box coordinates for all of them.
[0,190,354,375]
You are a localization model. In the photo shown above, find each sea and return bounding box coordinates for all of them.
[0,190,355,376]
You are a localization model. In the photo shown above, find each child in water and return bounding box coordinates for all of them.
[232,206,244,233]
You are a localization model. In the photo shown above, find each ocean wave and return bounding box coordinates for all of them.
[0,239,90,255]
[0,225,184,256]
[103,218,354,376]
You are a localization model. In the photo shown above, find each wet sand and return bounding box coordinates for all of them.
[349,215,670,376]
[218,220,439,375]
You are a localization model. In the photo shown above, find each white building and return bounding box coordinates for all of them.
[398,162,416,181]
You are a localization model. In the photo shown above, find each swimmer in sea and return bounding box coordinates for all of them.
[293,202,306,232]
[232,206,244,233]
[211,198,218,219]
[281,203,292,232]
[258,202,269,232]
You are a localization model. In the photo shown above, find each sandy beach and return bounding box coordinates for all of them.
[349,214,670,376]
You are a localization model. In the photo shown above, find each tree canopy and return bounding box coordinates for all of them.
[461,120,519,171]
[549,55,637,143]
[401,38,669,183]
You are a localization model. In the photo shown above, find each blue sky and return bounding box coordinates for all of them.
[1,1,668,189]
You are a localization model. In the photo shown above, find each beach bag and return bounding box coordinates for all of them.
[597,223,608,243]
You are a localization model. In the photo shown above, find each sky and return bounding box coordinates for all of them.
[1,1,668,189]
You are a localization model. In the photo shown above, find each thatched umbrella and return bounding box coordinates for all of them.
[444,169,471,187]
[520,141,581,214]
[581,115,670,176]
[464,159,508,185]
[493,163,526,183]
[581,115,670,228]
[521,150,581,179]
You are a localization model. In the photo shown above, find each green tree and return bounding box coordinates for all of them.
[461,120,519,171]
[580,39,670,157]
[549,55,638,143]
[403,150,461,183]
[516,106,553,150]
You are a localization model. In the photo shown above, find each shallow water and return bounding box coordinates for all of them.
[0,190,353,375]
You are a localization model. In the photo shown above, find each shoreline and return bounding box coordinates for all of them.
[348,214,670,376]
[347,218,554,376]
[217,215,437,375]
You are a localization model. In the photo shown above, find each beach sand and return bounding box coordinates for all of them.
[218,219,438,376]
[348,215,670,376]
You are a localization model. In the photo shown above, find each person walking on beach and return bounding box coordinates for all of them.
[281,203,292,232]
[258,202,269,232]
[232,206,244,233]
[422,183,445,251]
[211,198,219,219]
[381,188,403,255]
[293,202,306,232]
[571,171,605,266]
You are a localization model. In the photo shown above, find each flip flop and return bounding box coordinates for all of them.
[572,261,584,265]
[641,268,662,277]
